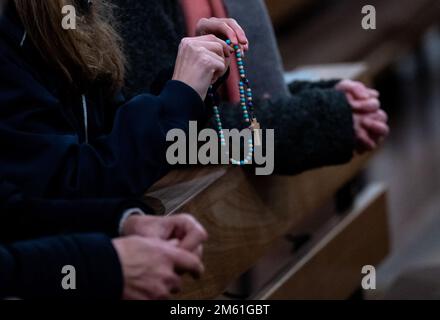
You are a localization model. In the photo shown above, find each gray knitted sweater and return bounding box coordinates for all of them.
[112,0,355,174]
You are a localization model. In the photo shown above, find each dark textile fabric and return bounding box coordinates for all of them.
[0,233,123,300]
[111,0,355,174]
[0,180,155,242]
[0,4,205,198]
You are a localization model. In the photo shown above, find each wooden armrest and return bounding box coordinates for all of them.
[146,154,373,299]
[284,62,368,84]
[146,166,227,215]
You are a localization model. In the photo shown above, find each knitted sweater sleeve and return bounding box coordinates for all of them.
[288,79,341,94]
[216,87,355,175]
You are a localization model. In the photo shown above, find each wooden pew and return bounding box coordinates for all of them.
[144,64,389,299]
[254,184,389,299]
[146,154,387,299]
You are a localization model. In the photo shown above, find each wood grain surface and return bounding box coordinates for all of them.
[255,184,389,299]
[146,154,373,299]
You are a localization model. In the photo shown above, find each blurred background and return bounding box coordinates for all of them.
[265,0,440,299]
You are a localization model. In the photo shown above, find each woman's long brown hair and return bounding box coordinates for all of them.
[13,0,125,92]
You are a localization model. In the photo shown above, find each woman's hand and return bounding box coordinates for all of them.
[335,79,389,153]
[196,17,249,52]
[336,79,380,112]
[336,79,379,102]
[173,35,232,100]
[353,110,389,152]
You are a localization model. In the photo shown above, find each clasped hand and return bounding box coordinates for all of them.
[336,80,389,152]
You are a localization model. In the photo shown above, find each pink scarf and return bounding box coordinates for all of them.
[179,0,241,103]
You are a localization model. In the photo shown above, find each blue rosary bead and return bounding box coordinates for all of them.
[209,39,258,166]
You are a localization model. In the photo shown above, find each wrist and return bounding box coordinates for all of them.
[172,79,205,100]
[119,208,146,236]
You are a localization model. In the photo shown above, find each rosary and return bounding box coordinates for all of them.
[208,39,261,166]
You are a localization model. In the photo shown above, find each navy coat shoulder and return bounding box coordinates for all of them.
[0,5,205,198]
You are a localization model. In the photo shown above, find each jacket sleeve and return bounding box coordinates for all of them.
[288,79,341,94]
[217,88,355,175]
[0,180,154,243]
[0,233,123,300]
[0,54,205,198]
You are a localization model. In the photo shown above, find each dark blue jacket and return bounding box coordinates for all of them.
[0,5,205,198]
[0,179,154,242]
[0,233,122,299]
[0,178,160,300]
